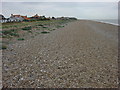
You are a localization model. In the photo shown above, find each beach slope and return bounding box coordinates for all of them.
[2,20,118,88]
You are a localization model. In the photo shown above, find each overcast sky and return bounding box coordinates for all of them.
[1,0,119,20]
[1,0,119,2]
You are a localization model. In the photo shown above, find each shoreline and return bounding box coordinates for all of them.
[94,20,119,26]
[79,19,119,26]
[92,20,119,26]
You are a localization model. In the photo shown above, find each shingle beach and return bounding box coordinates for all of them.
[2,20,118,88]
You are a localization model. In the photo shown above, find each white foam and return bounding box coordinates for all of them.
[98,21,119,26]
[93,20,119,26]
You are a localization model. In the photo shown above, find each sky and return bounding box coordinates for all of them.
[1,0,120,2]
[1,0,119,20]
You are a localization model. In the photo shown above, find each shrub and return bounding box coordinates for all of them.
[31,36,34,38]
[9,33,19,37]
[22,26,32,31]
[2,29,19,37]
[41,31,50,34]
[18,38,25,41]
[38,24,44,26]
[42,26,48,28]
[56,25,64,28]
[2,30,13,35]
[48,29,55,31]
[1,45,7,50]
[28,31,32,33]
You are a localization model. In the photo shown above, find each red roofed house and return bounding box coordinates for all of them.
[8,14,24,22]
[31,14,40,19]
[21,16,31,21]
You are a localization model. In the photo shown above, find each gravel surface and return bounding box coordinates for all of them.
[2,20,118,88]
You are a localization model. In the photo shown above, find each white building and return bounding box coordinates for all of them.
[8,14,24,22]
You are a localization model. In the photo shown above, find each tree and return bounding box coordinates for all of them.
[52,17,55,19]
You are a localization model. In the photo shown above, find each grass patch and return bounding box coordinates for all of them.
[42,26,48,28]
[2,29,19,37]
[2,29,16,35]
[56,25,64,28]
[28,31,32,33]
[38,24,44,26]
[53,29,56,30]
[48,28,56,31]
[2,35,12,38]
[36,32,41,34]
[31,36,34,38]
[41,31,50,34]
[9,33,19,37]
[22,26,32,31]
[0,45,7,50]
[18,38,25,41]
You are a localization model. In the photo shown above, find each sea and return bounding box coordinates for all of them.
[93,19,119,26]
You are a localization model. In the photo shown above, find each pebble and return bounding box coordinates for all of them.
[20,78,24,80]
[2,20,118,88]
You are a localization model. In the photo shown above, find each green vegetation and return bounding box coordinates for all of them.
[0,24,2,29]
[2,29,19,37]
[18,38,25,41]
[56,25,64,28]
[48,28,56,31]
[41,31,50,34]
[1,19,77,42]
[42,26,48,28]
[31,36,34,38]
[9,33,19,37]
[2,20,50,29]
[28,31,32,33]
[0,45,7,50]
[38,24,44,26]
[22,26,32,31]
[2,19,73,30]
[36,32,41,34]
[2,29,15,35]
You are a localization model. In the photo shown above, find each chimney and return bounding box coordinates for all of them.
[11,14,14,17]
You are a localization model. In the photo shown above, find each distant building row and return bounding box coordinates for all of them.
[0,14,50,23]
[0,14,77,23]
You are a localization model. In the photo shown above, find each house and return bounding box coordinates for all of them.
[8,14,24,22]
[52,17,56,20]
[21,16,27,19]
[39,16,46,20]
[31,14,46,20]
[0,14,5,20]
[45,17,50,20]
[31,14,40,19]
[0,14,7,23]
[21,16,31,21]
